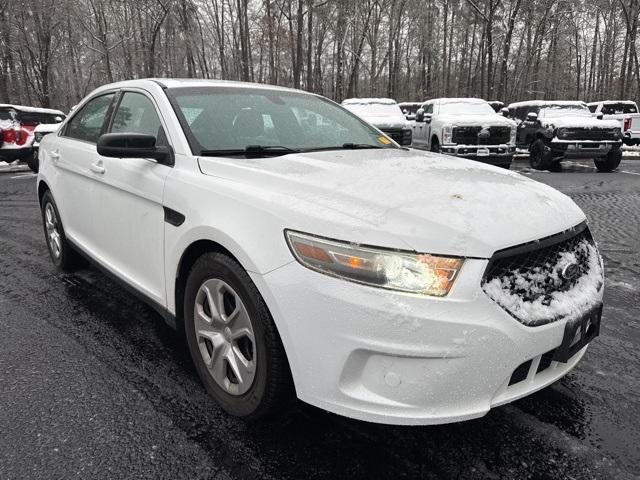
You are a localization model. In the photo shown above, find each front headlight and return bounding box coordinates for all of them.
[556,128,567,139]
[510,126,517,144]
[442,126,453,144]
[285,231,464,296]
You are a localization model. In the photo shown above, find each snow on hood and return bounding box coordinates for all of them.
[197,149,585,258]
[541,116,620,129]
[436,113,515,128]
[342,99,409,129]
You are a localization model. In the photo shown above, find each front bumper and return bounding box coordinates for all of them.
[252,258,599,425]
[441,145,515,165]
[550,140,621,158]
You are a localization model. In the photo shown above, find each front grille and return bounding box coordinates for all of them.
[381,128,411,146]
[482,223,603,326]
[562,128,619,141]
[452,126,510,145]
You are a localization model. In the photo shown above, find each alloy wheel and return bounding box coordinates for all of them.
[194,278,257,396]
[44,202,62,259]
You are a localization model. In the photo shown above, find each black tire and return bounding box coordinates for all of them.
[40,190,82,271]
[26,150,39,173]
[431,137,441,153]
[183,252,293,419]
[529,138,553,170]
[548,161,563,172]
[594,148,622,172]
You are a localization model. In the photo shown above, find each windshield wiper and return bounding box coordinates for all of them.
[200,145,301,157]
[341,143,384,149]
[304,143,386,153]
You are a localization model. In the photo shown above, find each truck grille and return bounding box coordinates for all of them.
[562,128,619,141]
[381,128,411,146]
[481,223,603,326]
[452,126,510,145]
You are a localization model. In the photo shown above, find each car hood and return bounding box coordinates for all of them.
[436,114,515,127]
[357,114,408,130]
[197,149,585,258]
[542,116,620,129]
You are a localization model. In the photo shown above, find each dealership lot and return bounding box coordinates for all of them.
[0,158,638,479]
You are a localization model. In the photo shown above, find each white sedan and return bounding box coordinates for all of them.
[37,79,604,425]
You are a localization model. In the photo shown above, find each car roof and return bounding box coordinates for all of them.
[91,78,311,96]
[586,100,637,106]
[341,98,398,105]
[430,97,488,104]
[507,100,586,109]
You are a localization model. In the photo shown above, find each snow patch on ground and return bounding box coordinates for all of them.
[483,240,603,326]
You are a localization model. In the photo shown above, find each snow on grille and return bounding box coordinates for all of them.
[482,228,603,326]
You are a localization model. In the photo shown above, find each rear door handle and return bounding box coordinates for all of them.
[90,160,105,174]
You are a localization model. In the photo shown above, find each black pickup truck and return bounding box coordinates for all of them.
[505,100,623,172]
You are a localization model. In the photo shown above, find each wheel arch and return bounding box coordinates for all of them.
[173,237,299,391]
[37,179,50,205]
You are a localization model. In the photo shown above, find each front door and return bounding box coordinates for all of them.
[91,90,172,305]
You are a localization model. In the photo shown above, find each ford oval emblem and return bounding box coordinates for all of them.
[561,262,580,280]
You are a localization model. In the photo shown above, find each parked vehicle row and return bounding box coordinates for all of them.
[36,79,604,426]
[1,104,65,172]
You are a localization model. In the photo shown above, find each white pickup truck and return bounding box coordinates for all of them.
[587,100,640,145]
[411,98,517,168]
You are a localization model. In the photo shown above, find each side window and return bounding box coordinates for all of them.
[588,104,598,113]
[110,92,164,142]
[424,103,433,114]
[64,93,115,143]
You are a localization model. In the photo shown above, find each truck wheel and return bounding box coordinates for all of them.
[26,150,39,173]
[183,252,293,420]
[529,139,553,170]
[431,138,441,153]
[594,148,622,172]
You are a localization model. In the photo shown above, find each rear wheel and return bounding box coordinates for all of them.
[594,148,622,172]
[183,252,293,419]
[26,150,39,173]
[40,191,81,271]
[529,139,553,170]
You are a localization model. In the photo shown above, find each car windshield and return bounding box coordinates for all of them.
[601,103,638,115]
[438,101,495,115]
[0,108,14,121]
[539,105,591,117]
[168,87,398,156]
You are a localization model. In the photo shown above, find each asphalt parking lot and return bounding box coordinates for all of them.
[1,157,639,479]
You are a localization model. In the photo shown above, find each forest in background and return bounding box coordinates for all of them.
[0,0,639,111]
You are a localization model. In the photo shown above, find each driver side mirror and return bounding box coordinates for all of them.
[97,133,174,165]
[415,108,425,122]
[526,112,538,122]
[500,107,509,116]
[596,113,604,120]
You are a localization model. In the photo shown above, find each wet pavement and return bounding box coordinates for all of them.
[1,158,639,479]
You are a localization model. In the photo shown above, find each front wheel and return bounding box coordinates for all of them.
[431,138,441,153]
[594,148,622,172]
[529,139,554,170]
[183,252,293,419]
[26,149,39,173]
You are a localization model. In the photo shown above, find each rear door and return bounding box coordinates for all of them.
[51,92,117,250]
[90,89,172,305]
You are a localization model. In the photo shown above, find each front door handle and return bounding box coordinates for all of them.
[90,160,105,174]
[50,150,60,162]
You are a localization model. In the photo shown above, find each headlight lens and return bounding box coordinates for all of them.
[510,126,517,144]
[442,126,453,144]
[556,128,567,139]
[285,231,464,296]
